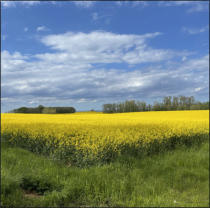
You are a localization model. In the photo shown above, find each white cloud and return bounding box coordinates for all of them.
[178,54,209,72]
[182,25,209,35]
[78,98,88,103]
[2,1,40,8]
[2,50,28,61]
[1,50,29,72]
[36,26,49,32]
[2,50,208,107]
[194,87,202,92]
[73,1,95,8]
[1,31,208,112]
[36,31,184,65]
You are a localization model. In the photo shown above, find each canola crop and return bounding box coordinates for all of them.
[1,110,209,166]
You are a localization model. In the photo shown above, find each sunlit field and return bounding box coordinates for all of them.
[1,110,209,206]
[2,110,209,166]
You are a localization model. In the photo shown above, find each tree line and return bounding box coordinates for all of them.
[12,105,76,114]
[102,96,209,113]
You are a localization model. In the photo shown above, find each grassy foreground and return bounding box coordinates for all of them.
[1,140,209,207]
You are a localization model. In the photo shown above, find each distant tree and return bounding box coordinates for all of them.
[172,96,179,110]
[103,104,115,113]
[153,102,162,111]
[190,104,201,110]
[14,107,28,113]
[42,107,56,114]
[55,107,76,113]
[12,106,76,114]
[136,101,146,111]
[147,104,152,111]
[38,105,45,113]
[102,95,208,113]
[163,96,172,110]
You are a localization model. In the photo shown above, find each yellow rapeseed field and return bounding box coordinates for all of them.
[1,110,209,165]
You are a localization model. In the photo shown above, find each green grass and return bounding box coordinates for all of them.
[1,140,209,207]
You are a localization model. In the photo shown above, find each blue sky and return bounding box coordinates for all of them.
[1,1,209,112]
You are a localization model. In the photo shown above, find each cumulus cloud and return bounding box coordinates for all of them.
[36,31,188,65]
[182,25,209,35]
[178,54,209,72]
[1,31,209,112]
[1,50,28,72]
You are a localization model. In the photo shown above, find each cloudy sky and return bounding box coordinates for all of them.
[1,1,209,112]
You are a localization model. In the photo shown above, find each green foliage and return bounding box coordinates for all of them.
[103,96,209,113]
[38,105,44,113]
[12,106,76,114]
[1,140,209,207]
[20,175,62,195]
[42,107,56,114]
[55,107,76,113]
[6,126,208,167]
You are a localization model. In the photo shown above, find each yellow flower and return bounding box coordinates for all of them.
[1,110,209,163]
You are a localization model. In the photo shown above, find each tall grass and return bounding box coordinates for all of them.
[1,140,209,207]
